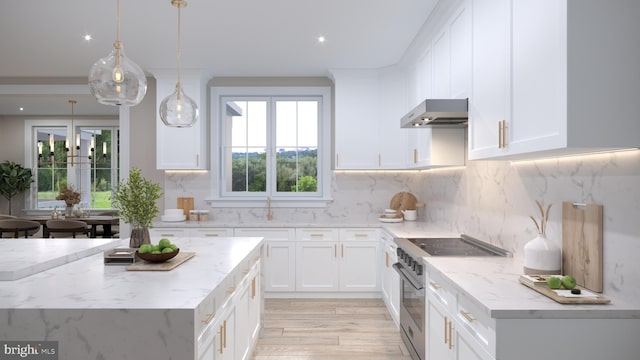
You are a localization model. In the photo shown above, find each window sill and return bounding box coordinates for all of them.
[205,197,333,208]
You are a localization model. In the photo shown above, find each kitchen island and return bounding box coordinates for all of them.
[0,236,263,360]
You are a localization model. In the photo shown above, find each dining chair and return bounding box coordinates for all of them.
[0,219,41,238]
[46,219,91,238]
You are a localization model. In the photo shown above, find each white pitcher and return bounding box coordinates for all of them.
[401,209,417,221]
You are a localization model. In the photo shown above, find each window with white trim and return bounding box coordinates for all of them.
[210,86,331,206]
[27,119,119,210]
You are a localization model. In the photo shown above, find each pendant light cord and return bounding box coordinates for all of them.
[177,3,182,86]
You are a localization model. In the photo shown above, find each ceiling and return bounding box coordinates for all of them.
[0,0,437,116]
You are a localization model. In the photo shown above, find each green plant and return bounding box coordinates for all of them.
[112,167,162,228]
[0,161,34,215]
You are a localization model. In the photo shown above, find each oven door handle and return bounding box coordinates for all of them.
[393,263,423,290]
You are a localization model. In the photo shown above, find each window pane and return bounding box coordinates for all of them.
[76,128,117,209]
[275,100,319,193]
[225,99,267,193]
[35,128,68,209]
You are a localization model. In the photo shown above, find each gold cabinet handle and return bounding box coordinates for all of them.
[378,153,381,167]
[336,153,340,168]
[354,233,368,237]
[226,286,236,294]
[429,281,441,290]
[310,233,324,237]
[160,233,175,237]
[444,316,449,345]
[196,153,200,167]
[201,312,215,325]
[448,320,454,350]
[223,319,227,349]
[251,277,256,299]
[266,244,270,257]
[334,244,337,258]
[460,310,477,323]
[341,244,344,258]
[498,121,503,148]
[413,148,417,164]
[385,252,389,268]
[218,324,224,354]
[205,234,220,237]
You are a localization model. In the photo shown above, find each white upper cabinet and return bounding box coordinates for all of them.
[152,70,208,170]
[469,0,640,160]
[332,69,407,170]
[405,2,469,169]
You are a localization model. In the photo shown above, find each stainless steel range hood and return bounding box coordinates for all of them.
[400,99,468,128]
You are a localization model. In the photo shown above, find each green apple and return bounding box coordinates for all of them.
[138,244,152,254]
[561,275,577,290]
[547,276,562,289]
[161,247,175,254]
[151,250,162,254]
[159,238,171,250]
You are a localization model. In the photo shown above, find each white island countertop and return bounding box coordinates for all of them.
[0,237,263,309]
[0,237,122,281]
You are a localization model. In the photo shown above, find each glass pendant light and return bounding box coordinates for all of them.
[159,0,198,127]
[88,0,147,106]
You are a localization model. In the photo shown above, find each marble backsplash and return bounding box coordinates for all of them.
[163,150,640,304]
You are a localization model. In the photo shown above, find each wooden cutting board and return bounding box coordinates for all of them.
[126,252,196,271]
[562,202,603,292]
[519,276,610,304]
[177,197,194,217]
[390,192,418,211]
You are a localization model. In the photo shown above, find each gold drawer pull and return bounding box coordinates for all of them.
[448,320,454,349]
[429,281,441,290]
[160,233,175,237]
[444,316,448,344]
[354,233,368,237]
[201,312,215,325]
[310,233,325,237]
[226,286,236,294]
[460,310,477,322]
[205,234,220,237]
[218,324,224,354]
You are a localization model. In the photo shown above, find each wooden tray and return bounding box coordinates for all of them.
[519,275,610,304]
[390,192,418,211]
[126,252,196,271]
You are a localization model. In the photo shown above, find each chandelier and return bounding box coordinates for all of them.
[37,100,108,167]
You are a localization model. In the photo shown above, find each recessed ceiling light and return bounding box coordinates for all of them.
[317,36,326,44]
[19,107,24,111]
[84,34,92,41]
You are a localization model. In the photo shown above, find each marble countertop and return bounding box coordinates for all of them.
[0,238,122,281]
[0,237,263,310]
[424,256,640,319]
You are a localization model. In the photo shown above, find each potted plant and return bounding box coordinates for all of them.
[56,185,81,217]
[112,167,162,248]
[0,161,34,215]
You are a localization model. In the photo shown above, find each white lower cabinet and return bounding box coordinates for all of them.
[296,240,340,291]
[426,265,496,360]
[235,228,296,292]
[197,251,262,360]
[380,230,400,325]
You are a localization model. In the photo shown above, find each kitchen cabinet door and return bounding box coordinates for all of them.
[332,69,407,170]
[339,241,379,292]
[295,241,339,291]
[468,0,511,160]
[212,304,236,360]
[190,228,234,238]
[148,227,188,240]
[236,228,296,293]
[154,71,207,170]
[428,300,455,360]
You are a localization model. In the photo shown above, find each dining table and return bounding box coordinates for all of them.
[19,215,120,238]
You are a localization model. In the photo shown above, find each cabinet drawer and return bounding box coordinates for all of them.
[148,228,188,239]
[427,270,457,312]
[196,290,216,337]
[296,228,339,241]
[380,229,395,244]
[235,228,295,241]
[339,228,379,241]
[190,228,233,237]
[456,293,496,356]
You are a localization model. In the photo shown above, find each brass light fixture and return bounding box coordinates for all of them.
[37,100,108,167]
[88,0,147,106]
[159,0,198,127]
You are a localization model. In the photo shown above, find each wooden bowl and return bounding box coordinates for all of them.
[136,248,180,263]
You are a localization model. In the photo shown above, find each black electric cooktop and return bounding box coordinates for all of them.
[406,236,509,257]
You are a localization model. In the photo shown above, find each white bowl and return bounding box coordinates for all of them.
[384,208,398,214]
[164,209,184,216]
[161,214,186,222]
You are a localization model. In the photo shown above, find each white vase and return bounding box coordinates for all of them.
[523,233,561,275]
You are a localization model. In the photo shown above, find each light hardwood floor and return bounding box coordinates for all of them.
[251,299,412,360]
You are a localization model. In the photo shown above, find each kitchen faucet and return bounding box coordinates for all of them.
[267,197,273,221]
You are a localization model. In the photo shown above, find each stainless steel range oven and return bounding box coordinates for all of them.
[393,234,509,360]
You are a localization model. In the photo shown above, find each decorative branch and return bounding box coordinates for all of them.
[531,200,552,236]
